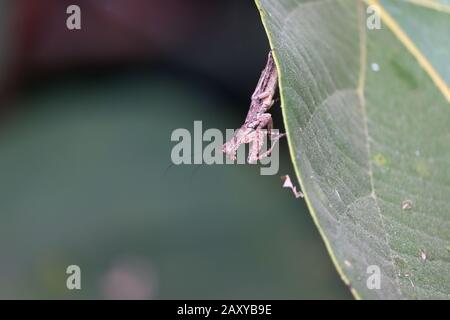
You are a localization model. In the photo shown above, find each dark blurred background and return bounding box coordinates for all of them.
[0,0,351,299]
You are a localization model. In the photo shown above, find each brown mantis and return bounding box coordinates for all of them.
[222,51,284,163]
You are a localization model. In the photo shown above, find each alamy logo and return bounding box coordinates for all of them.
[66,5,81,30]
[366,5,382,30]
[66,265,81,290]
[366,265,381,290]
[170,121,281,175]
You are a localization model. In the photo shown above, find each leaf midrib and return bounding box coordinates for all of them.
[356,0,405,299]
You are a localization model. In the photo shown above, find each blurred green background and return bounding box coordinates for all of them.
[0,0,351,299]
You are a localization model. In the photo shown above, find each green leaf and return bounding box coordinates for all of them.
[256,0,450,299]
